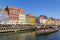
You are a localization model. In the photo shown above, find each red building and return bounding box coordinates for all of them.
[5,6,25,23]
[5,6,19,21]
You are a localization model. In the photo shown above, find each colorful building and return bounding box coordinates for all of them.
[47,18,55,25]
[19,14,26,24]
[18,8,26,24]
[5,6,26,24]
[54,19,60,26]
[37,15,55,26]
[0,9,9,24]
[5,6,19,24]
[37,15,48,25]
[26,14,36,25]
[40,19,47,25]
[26,15,30,24]
[0,9,2,12]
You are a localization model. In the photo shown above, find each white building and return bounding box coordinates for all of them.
[19,14,26,24]
[40,19,46,25]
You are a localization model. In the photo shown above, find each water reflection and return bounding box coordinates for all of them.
[0,31,60,40]
[30,32,36,40]
[0,32,36,40]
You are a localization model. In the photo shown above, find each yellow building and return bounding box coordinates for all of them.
[30,17,36,24]
[51,20,55,25]
[45,19,48,25]
[45,18,55,25]
[27,14,36,25]
[0,9,2,12]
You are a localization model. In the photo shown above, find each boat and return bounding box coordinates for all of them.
[36,26,58,35]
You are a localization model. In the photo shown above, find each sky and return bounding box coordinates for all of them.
[0,0,60,19]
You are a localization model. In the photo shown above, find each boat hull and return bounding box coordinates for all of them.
[36,29,58,35]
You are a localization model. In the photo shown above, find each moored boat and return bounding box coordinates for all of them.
[36,26,58,35]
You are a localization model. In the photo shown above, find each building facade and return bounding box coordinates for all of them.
[18,8,26,24]
[37,15,48,25]
[5,6,26,24]
[37,15,55,26]
[26,15,30,24]
[46,18,54,25]
[54,19,60,25]
[40,19,47,25]
[19,14,26,24]
[5,6,19,24]
[27,14,36,25]
[0,9,9,24]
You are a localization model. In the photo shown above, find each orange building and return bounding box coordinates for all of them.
[5,6,25,15]
[0,9,2,12]
[5,6,25,24]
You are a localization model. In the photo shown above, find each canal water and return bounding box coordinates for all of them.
[0,30,60,40]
